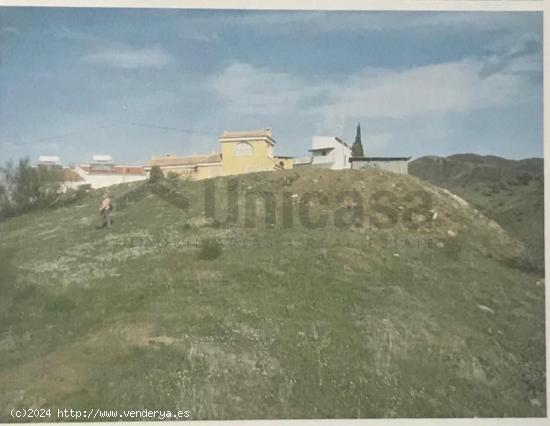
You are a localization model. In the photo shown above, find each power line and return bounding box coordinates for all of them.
[129,122,219,135]
[1,121,220,147]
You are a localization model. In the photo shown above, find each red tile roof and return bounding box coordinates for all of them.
[148,153,222,167]
[79,165,145,175]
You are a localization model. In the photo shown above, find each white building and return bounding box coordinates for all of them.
[309,136,352,170]
[293,156,313,167]
[38,155,61,166]
[72,155,147,189]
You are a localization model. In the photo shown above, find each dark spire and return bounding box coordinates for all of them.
[352,122,365,157]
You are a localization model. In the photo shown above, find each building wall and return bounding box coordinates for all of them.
[221,138,277,175]
[195,164,223,180]
[156,163,223,180]
[311,149,335,168]
[351,160,409,174]
[311,136,351,170]
[275,158,294,170]
[73,167,147,189]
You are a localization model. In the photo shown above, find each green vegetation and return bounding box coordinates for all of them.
[148,165,164,184]
[197,238,223,261]
[0,158,92,222]
[351,123,365,157]
[410,154,544,272]
[166,171,180,180]
[0,158,64,219]
[0,168,545,419]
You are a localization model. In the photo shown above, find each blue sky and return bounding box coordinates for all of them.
[0,8,543,165]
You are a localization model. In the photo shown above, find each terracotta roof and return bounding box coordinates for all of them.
[219,129,273,140]
[79,165,145,175]
[148,153,222,167]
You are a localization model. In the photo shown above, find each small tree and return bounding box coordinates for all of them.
[167,171,180,180]
[149,165,164,183]
[0,157,63,218]
[351,123,365,157]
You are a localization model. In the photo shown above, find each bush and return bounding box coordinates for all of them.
[197,237,223,260]
[515,173,533,186]
[442,235,464,261]
[505,245,545,274]
[149,165,164,183]
[0,158,64,218]
[52,184,93,208]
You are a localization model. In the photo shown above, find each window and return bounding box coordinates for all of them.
[234,142,254,157]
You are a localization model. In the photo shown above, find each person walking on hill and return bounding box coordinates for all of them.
[99,193,112,229]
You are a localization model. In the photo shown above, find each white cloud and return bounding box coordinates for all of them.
[209,62,318,115]
[320,58,527,126]
[83,46,173,69]
[211,52,535,131]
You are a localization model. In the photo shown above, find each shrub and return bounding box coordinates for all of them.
[515,173,533,186]
[197,237,223,260]
[53,184,93,208]
[167,171,180,180]
[505,245,545,274]
[442,236,463,261]
[149,165,164,183]
[0,157,64,218]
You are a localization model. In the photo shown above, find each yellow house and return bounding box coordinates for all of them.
[219,128,285,176]
[146,128,293,181]
[274,156,294,170]
[146,152,223,180]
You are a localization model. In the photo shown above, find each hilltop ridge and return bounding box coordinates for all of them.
[0,168,545,418]
[410,154,544,271]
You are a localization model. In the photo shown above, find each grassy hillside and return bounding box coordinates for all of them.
[410,154,544,271]
[0,168,546,419]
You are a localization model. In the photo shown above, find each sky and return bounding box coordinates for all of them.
[0,8,543,165]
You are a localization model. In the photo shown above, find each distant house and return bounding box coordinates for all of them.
[90,154,113,167]
[147,128,293,181]
[146,152,223,180]
[274,155,294,170]
[349,157,411,174]
[309,136,352,170]
[38,155,61,167]
[73,155,147,189]
[219,128,289,175]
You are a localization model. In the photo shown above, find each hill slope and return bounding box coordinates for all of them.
[0,168,545,419]
[410,154,544,271]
